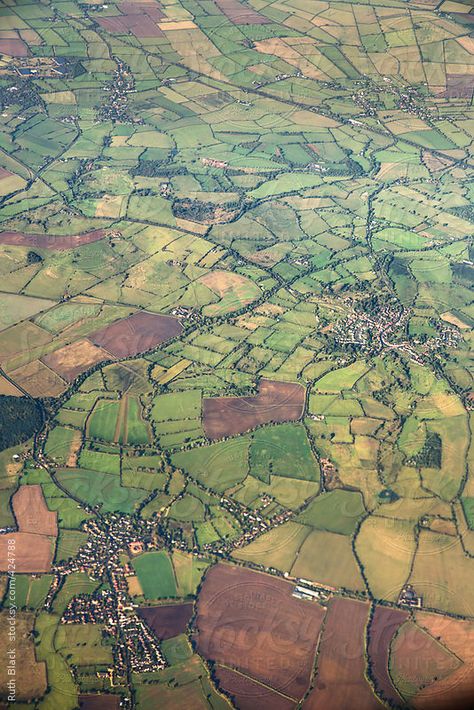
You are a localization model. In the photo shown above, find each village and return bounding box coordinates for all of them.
[330,297,461,364]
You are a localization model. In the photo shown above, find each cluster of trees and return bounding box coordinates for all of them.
[132,161,186,178]
[410,432,442,469]
[0,395,43,451]
[173,198,218,222]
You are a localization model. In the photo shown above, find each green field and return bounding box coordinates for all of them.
[132,551,177,599]
[172,437,249,492]
[249,424,320,483]
[88,399,120,442]
[297,490,365,535]
[55,468,146,514]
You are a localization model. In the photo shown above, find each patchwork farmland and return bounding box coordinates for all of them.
[0,0,473,706]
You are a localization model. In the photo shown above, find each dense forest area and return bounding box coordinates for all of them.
[0,396,43,451]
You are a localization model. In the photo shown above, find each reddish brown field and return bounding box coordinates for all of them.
[304,598,383,710]
[120,0,164,19]
[214,0,270,24]
[41,339,111,382]
[0,168,13,180]
[79,696,120,710]
[138,602,193,640]
[203,379,305,439]
[443,74,474,99]
[97,14,164,36]
[97,2,164,36]
[368,606,408,706]
[0,229,105,251]
[13,484,57,536]
[214,666,296,710]
[0,486,57,573]
[414,613,474,709]
[0,39,28,57]
[90,311,182,358]
[0,532,54,573]
[194,563,325,701]
[390,620,462,703]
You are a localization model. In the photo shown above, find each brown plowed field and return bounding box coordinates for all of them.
[443,74,474,99]
[414,613,474,710]
[203,379,305,439]
[0,532,54,573]
[214,666,297,710]
[89,311,182,358]
[7,359,67,397]
[41,339,111,382]
[97,14,165,36]
[368,606,408,706]
[97,2,164,36]
[304,598,383,710]
[0,39,28,57]
[0,486,57,573]
[391,620,462,705]
[120,0,164,20]
[214,0,270,24]
[138,602,193,640]
[0,229,106,250]
[79,696,120,710]
[13,484,57,536]
[194,563,325,701]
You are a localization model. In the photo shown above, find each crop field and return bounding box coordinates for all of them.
[297,490,365,535]
[42,339,111,383]
[214,667,295,710]
[411,613,474,709]
[367,606,409,706]
[0,485,57,573]
[389,620,461,703]
[138,603,193,640]
[291,529,365,591]
[132,551,178,600]
[305,598,382,710]
[7,574,53,611]
[194,564,325,701]
[0,611,47,701]
[55,468,146,515]
[13,484,57,536]
[0,229,106,250]
[79,697,120,710]
[0,0,473,705]
[203,379,305,439]
[90,311,182,358]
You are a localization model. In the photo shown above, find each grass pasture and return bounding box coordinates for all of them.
[132,551,177,599]
[55,468,146,514]
[172,437,249,492]
[249,424,320,483]
[291,530,365,591]
[297,490,365,535]
[232,521,310,571]
[356,516,416,602]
